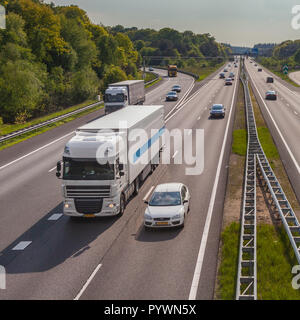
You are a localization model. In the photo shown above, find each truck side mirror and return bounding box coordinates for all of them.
[56,161,62,178]
[119,164,124,171]
[119,171,125,177]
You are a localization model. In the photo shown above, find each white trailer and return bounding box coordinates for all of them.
[57,105,165,218]
[104,80,145,114]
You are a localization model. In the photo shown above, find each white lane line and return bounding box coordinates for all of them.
[189,67,239,300]
[294,111,298,115]
[0,132,74,171]
[74,263,102,300]
[172,150,178,159]
[48,166,57,173]
[197,116,201,120]
[48,213,63,221]
[248,70,300,175]
[143,186,155,201]
[12,241,32,251]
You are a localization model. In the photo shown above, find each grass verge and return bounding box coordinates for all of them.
[0,104,103,151]
[0,99,98,137]
[182,63,224,81]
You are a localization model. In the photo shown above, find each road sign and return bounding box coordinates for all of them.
[283,64,288,74]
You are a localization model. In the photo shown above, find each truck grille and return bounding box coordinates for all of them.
[66,185,110,198]
[75,198,103,214]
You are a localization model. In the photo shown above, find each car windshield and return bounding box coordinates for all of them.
[105,93,124,102]
[172,86,180,89]
[149,191,181,206]
[168,92,176,95]
[63,159,114,180]
[212,105,223,110]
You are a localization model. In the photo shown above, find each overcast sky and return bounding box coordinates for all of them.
[45,0,300,46]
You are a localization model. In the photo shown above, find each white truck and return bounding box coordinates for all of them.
[104,80,145,114]
[56,105,165,218]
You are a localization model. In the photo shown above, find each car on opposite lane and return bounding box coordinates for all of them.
[166,91,178,101]
[265,90,277,100]
[258,68,262,72]
[171,85,181,92]
[144,183,190,230]
[210,104,226,118]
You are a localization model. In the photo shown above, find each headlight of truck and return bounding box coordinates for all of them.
[144,213,152,220]
[64,200,73,209]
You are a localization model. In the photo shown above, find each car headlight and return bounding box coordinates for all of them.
[144,213,152,220]
[64,200,73,209]
[172,214,181,220]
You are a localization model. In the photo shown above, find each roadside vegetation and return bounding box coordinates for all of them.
[216,75,300,300]
[256,40,300,87]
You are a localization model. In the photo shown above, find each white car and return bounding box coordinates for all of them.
[144,183,190,230]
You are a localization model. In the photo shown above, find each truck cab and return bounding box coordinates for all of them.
[104,86,128,114]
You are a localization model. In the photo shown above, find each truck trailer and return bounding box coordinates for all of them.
[104,80,145,114]
[56,105,165,218]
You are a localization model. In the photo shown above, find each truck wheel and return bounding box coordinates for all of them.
[134,178,140,195]
[119,194,125,216]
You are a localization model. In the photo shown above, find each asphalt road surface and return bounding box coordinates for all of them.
[288,71,300,86]
[245,60,300,204]
[0,62,239,300]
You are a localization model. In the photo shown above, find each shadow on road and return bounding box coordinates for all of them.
[0,202,118,274]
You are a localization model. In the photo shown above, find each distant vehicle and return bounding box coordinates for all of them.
[234,64,238,68]
[166,91,178,101]
[250,61,253,64]
[149,67,154,71]
[168,65,178,77]
[104,80,145,114]
[266,77,274,83]
[171,85,181,92]
[258,68,262,72]
[265,90,277,100]
[229,72,235,79]
[228,64,231,67]
[225,78,233,85]
[219,73,226,79]
[144,183,190,229]
[224,68,228,72]
[210,104,226,118]
[57,105,165,218]
[254,64,257,66]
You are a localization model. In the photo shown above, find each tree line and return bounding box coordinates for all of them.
[0,0,229,124]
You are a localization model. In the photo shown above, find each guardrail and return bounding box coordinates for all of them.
[236,74,258,300]
[0,75,160,144]
[236,64,300,299]
[150,66,199,80]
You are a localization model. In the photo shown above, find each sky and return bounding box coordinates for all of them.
[45,0,300,46]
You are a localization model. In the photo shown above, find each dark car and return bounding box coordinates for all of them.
[166,91,178,101]
[171,85,181,92]
[219,73,225,79]
[265,90,277,100]
[266,77,274,83]
[225,78,233,86]
[258,68,262,72]
[210,104,226,118]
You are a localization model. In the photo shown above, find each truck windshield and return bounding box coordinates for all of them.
[63,159,114,180]
[105,93,124,102]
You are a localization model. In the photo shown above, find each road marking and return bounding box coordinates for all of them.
[48,166,57,173]
[197,116,201,120]
[248,69,300,175]
[187,129,192,136]
[172,150,178,159]
[48,213,63,221]
[12,241,32,251]
[294,111,298,115]
[143,186,155,201]
[0,132,74,171]
[189,67,239,300]
[74,263,102,300]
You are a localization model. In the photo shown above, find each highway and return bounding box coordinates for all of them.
[288,71,300,86]
[0,62,239,300]
[245,60,300,203]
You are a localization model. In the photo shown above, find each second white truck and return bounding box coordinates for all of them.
[104,80,145,114]
[56,105,165,218]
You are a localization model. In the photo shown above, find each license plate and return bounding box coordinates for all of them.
[156,222,168,226]
[84,214,95,218]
